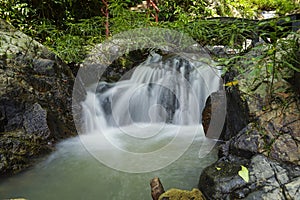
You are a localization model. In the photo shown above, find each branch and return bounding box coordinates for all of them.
[150,177,165,200]
[101,0,109,37]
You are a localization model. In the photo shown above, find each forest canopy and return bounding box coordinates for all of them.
[1,0,299,63]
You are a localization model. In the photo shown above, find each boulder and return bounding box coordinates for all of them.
[199,159,249,199]
[226,123,264,158]
[202,83,249,141]
[200,82,300,198]
[199,155,300,199]
[222,85,249,140]
[0,19,76,175]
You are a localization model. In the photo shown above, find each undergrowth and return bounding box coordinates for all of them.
[1,0,299,63]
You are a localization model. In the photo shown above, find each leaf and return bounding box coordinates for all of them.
[216,167,221,171]
[238,165,249,183]
[282,61,300,72]
[224,80,239,87]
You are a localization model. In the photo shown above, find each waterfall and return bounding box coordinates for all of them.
[0,52,224,199]
[82,53,221,132]
[76,52,223,172]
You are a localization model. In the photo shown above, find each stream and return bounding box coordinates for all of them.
[0,125,218,199]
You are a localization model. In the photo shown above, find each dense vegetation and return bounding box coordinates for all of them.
[1,0,299,63]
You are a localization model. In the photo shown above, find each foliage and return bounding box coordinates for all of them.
[1,0,299,64]
[238,165,249,183]
[251,0,299,14]
[219,22,300,105]
[279,33,300,73]
[0,0,107,63]
[109,0,151,35]
[0,0,35,31]
[219,0,300,17]
[158,0,212,21]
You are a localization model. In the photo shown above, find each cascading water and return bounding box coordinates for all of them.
[0,52,223,200]
[83,52,221,129]
[77,52,223,173]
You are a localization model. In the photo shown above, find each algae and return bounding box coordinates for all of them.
[158,188,206,200]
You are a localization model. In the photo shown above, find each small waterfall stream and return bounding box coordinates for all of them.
[85,53,220,128]
[0,53,222,200]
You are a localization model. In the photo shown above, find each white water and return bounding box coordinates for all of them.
[0,53,222,199]
[89,53,221,127]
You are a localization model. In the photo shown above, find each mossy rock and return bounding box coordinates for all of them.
[0,19,77,176]
[159,188,206,200]
[0,129,52,175]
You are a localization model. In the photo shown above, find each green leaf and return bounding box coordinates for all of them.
[216,167,221,171]
[282,61,300,72]
[238,165,249,183]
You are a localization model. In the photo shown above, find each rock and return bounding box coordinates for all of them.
[86,45,149,83]
[199,155,300,199]
[200,53,300,199]
[199,159,249,199]
[205,109,300,199]
[23,103,50,138]
[289,71,300,95]
[270,134,300,165]
[205,96,300,198]
[222,84,249,140]
[243,155,298,200]
[234,43,300,163]
[202,81,249,141]
[0,19,76,175]
[0,129,52,174]
[159,188,206,200]
[202,91,226,139]
[226,123,267,158]
[284,177,300,199]
[32,58,55,76]
[229,132,259,159]
[254,91,300,165]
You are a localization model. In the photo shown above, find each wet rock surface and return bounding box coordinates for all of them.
[0,19,76,175]
[199,154,300,200]
[222,86,250,141]
[202,63,250,141]
[202,86,249,141]
[199,159,249,199]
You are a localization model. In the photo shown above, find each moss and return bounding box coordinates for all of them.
[0,129,52,176]
[159,188,206,200]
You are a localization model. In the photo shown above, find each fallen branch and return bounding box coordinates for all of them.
[150,177,165,200]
